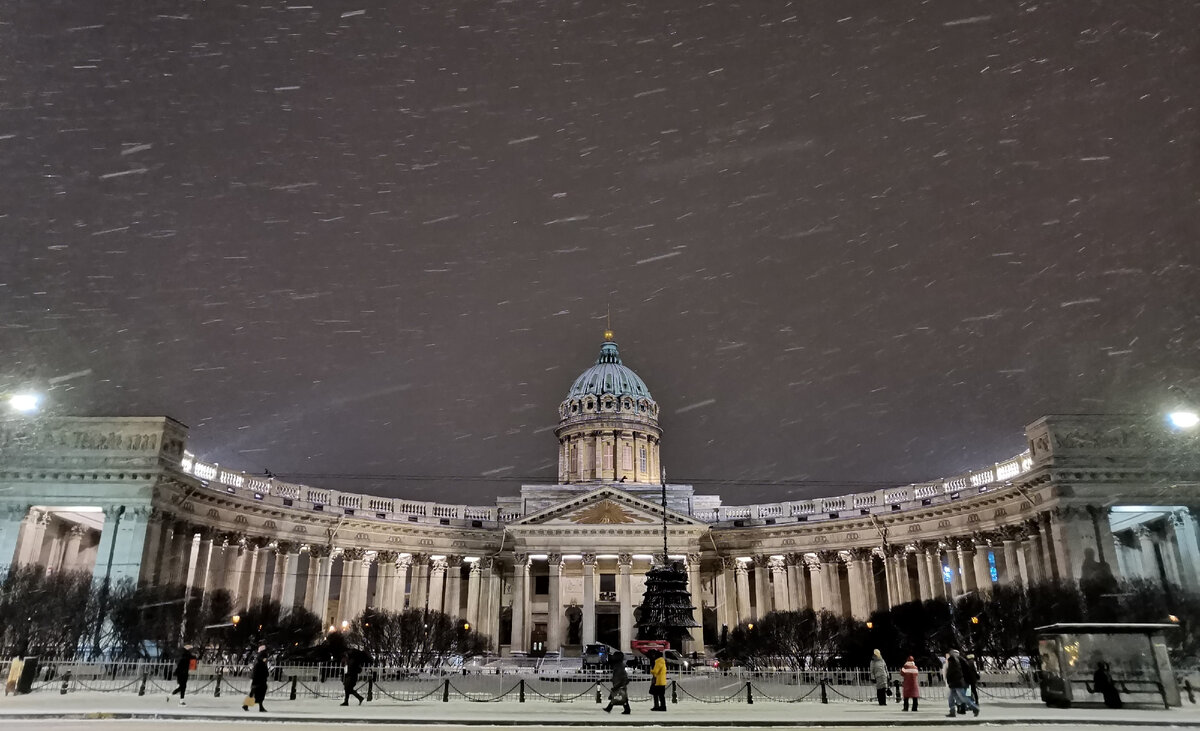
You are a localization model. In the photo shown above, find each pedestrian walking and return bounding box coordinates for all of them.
[649,651,668,712]
[243,646,269,713]
[962,652,981,708]
[901,656,920,712]
[169,644,196,706]
[340,653,365,706]
[943,650,980,718]
[602,651,631,715]
[869,649,890,706]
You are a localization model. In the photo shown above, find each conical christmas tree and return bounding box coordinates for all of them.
[635,560,699,650]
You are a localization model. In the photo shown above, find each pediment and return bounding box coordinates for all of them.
[508,487,706,529]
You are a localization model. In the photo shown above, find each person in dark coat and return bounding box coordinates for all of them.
[341,653,365,706]
[243,646,269,713]
[943,650,979,718]
[962,653,981,708]
[169,644,195,706]
[602,651,631,714]
[869,649,890,706]
[1093,662,1122,708]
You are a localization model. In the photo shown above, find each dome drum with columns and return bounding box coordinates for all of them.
[1,335,1199,659]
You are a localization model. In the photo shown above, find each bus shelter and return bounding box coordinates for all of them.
[1036,623,1179,708]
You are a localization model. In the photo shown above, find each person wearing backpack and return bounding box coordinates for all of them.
[169,644,196,706]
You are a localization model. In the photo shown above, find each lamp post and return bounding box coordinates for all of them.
[4,392,41,413]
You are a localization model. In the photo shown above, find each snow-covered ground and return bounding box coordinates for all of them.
[0,691,1197,727]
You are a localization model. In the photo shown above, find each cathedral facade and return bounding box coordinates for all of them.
[2,333,1199,656]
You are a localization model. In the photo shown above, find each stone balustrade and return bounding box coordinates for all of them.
[179,450,1032,529]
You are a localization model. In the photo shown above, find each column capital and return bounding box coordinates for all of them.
[468,559,481,574]
[513,552,530,567]
[617,553,633,567]
[67,524,88,538]
[396,553,413,568]
[431,557,447,572]
[721,556,739,571]
[686,552,701,567]
[479,555,496,571]
[343,547,366,561]
[848,547,872,561]
[276,540,297,554]
[785,552,805,566]
[377,550,400,563]
[1134,524,1155,540]
[547,553,563,566]
[445,554,463,567]
[308,544,332,558]
[581,553,597,566]
[817,550,839,563]
[768,556,787,571]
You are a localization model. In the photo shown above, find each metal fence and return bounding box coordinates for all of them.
[1,660,1041,704]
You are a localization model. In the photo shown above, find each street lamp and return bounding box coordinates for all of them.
[6,392,41,413]
[1167,386,1199,430]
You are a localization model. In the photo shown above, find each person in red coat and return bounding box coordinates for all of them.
[901,656,920,712]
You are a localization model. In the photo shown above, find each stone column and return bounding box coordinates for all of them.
[339,548,366,622]
[581,554,597,645]
[819,551,842,616]
[786,554,808,610]
[511,553,530,653]
[686,553,704,649]
[396,554,413,609]
[411,554,429,610]
[466,559,482,630]
[953,541,974,596]
[278,544,300,614]
[914,545,931,602]
[61,525,87,574]
[445,556,464,618]
[270,544,288,604]
[1038,513,1059,581]
[618,553,634,653]
[752,556,771,619]
[1169,511,1200,590]
[137,511,166,584]
[546,554,563,652]
[845,550,869,619]
[945,546,963,598]
[224,538,246,603]
[802,559,820,610]
[428,557,447,614]
[1135,525,1160,583]
[1001,539,1022,586]
[15,509,48,566]
[238,541,262,610]
[973,539,993,593]
[717,557,737,631]
[882,552,899,609]
[373,551,396,611]
[734,560,751,624]
[482,557,501,650]
[188,530,215,603]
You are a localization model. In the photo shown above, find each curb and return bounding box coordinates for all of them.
[0,712,1197,727]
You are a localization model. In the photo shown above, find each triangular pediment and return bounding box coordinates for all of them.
[508,487,707,529]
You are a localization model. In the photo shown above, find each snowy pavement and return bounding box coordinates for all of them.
[0,692,1198,727]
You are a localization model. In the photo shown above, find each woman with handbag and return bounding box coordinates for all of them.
[869,649,890,706]
[602,651,631,714]
[649,652,668,712]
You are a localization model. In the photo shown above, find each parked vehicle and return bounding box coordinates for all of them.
[582,643,617,671]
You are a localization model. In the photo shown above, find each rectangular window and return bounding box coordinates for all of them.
[622,444,633,470]
[534,574,549,595]
[603,443,613,470]
[599,573,616,592]
[639,446,647,473]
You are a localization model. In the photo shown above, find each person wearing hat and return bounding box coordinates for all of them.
[943,650,979,718]
[869,649,890,706]
[243,646,269,713]
[901,656,920,711]
[169,644,196,706]
[602,651,631,715]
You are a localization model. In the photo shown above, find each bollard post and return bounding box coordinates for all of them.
[290,676,298,701]
[60,671,70,695]
[893,679,901,704]
[519,678,525,703]
[367,675,374,703]
[671,679,677,704]
[214,669,222,697]
[443,678,450,702]
[746,680,753,705]
[820,677,828,704]
[596,687,602,704]
[138,672,147,697]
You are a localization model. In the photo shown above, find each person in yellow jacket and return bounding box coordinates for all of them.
[649,653,668,712]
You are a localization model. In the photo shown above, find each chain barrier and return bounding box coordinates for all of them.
[447,679,523,702]
[522,680,600,703]
[72,677,144,693]
[369,682,446,702]
[747,681,821,703]
[822,681,867,702]
[674,682,749,704]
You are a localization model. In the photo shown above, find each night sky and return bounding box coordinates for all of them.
[3,1,1198,506]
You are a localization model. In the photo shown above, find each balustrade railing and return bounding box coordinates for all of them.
[178,449,1031,531]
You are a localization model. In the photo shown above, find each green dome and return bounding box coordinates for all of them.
[566,340,654,401]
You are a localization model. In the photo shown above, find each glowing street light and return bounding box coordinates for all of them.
[6,393,40,413]
[1167,386,1199,430]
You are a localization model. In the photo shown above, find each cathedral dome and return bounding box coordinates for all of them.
[566,339,654,402]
